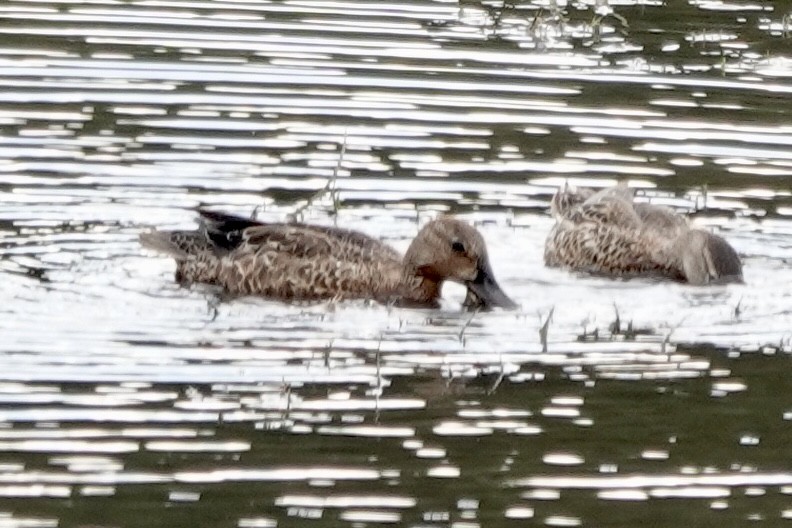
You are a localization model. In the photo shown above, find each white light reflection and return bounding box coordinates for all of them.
[339,510,401,523]
[546,515,582,527]
[504,506,535,518]
[276,495,415,508]
[514,473,792,489]
[543,453,585,466]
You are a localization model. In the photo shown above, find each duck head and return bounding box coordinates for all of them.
[403,217,517,309]
[673,229,743,285]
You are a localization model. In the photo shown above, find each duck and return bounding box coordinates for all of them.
[140,209,517,309]
[544,183,743,285]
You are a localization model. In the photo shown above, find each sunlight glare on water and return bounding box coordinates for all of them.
[0,0,791,526]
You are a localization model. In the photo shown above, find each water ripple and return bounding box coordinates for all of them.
[1,0,791,526]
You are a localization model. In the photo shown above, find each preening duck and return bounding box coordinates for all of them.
[544,184,743,285]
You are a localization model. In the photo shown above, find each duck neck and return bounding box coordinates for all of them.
[398,266,442,307]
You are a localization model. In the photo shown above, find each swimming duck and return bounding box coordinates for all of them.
[544,184,743,285]
[140,210,517,309]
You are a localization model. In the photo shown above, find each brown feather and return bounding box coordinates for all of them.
[545,185,742,284]
[140,211,515,308]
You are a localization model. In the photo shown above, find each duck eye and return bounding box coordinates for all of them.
[451,240,465,253]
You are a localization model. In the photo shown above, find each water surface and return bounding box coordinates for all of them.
[1,0,792,526]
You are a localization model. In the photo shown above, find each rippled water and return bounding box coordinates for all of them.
[1,0,792,526]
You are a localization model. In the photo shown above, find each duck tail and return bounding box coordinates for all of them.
[550,186,595,219]
[139,230,209,260]
[198,209,263,233]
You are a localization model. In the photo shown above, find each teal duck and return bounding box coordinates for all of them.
[544,184,743,285]
[140,210,516,309]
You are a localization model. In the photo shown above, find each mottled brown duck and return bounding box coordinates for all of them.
[140,210,517,309]
[544,184,743,285]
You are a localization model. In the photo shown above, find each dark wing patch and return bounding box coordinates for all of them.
[198,209,265,233]
[197,209,266,252]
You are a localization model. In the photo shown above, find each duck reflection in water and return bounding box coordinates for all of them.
[141,210,517,310]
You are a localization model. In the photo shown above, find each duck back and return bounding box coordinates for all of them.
[142,210,403,300]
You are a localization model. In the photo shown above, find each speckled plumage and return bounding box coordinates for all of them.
[140,210,516,309]
[545,184,743,285]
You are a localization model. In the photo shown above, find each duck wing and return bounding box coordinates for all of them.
[545,185,681,278]
[633,202,689,239]
[195,209,400,261]
[218,224,403,300]
[563,185,643,229]
[196,211,403,299]
[545,218,678,277]
[142,210,405,299]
